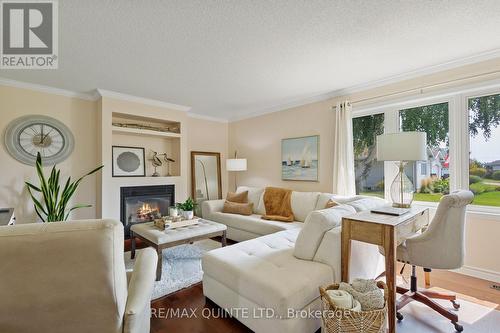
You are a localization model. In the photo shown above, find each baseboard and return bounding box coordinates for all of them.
[455,265,500,283]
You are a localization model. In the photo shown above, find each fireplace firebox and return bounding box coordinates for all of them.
[120,185,174,238]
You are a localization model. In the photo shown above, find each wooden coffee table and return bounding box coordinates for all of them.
[130,219,227,281]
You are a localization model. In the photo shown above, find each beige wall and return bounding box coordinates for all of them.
[0,85,229,224]
[229,99,333,192]
[0,85,98,223]
[187,116,229,198]
[229,57,500,192]
[228,57,500,280]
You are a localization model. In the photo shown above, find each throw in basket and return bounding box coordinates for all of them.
[319,281,388,333]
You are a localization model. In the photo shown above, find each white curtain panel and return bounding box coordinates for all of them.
[332,101,356,196]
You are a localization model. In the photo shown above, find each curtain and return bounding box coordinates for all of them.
[332,101,356,196]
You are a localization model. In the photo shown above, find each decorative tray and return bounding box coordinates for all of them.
[164,218,200,229]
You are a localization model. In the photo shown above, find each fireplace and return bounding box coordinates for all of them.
[120,185,175,238]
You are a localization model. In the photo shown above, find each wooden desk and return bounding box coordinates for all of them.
[341,206,429,333]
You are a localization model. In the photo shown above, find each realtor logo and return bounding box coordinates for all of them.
[1,0,58,69]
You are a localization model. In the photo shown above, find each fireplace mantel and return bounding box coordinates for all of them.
[97,94,189,221]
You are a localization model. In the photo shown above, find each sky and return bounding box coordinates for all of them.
[282,136,318,161]
[470,125,500,163]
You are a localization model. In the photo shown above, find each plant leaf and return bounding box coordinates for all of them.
[64,204,92,220]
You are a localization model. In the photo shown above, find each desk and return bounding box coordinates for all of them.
[341,206,429,333]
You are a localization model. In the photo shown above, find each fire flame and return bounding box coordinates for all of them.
[137,202,159,220]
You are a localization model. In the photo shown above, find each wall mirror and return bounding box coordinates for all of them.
[191,151,222,215]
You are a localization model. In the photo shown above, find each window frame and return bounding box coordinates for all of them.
[352,78,500,214]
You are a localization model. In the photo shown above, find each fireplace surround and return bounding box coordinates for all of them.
[120,185,175,238]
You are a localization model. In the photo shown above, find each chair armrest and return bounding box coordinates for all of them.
[201,199,225,218]
[124,247,158,333]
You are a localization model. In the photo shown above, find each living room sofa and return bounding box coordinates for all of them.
[201,186,387,333]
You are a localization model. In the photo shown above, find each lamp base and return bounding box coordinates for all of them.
[392,203,411,208]
[390,162,415,208]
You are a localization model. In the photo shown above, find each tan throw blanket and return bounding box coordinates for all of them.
[261,187,295,222]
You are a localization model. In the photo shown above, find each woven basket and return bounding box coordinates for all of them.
[319,281,388,333]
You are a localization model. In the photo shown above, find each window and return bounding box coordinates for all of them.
[353,113,385,198]
[468,93,500,207]
[350,82,500,211]
[420,162,427,175]
[399,102,450,203]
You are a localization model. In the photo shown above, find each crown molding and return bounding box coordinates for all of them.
[187,112,228,123]
[0,77,96,100]
[228,48,500,123]
[227,91,337,122]
[331,47,500,97]
[95,89,191,112]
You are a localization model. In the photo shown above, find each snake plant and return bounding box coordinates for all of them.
[26,152,104,222]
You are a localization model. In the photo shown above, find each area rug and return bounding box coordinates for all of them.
[398,294,500,332]
[125,239,221,300]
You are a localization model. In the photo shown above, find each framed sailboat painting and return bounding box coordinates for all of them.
[281,135,319,181]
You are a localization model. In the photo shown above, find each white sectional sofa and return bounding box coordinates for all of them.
[201,186,387,333]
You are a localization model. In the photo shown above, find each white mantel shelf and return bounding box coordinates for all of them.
[111,176,182,184]
[111,125,181,138]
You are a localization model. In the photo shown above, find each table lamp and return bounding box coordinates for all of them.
[376,132,427,208]
[226,151,247,191]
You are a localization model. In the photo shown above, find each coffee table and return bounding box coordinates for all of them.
[130,219,227,281]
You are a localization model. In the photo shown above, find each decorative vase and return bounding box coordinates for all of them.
[182,210,194,220]
[169,206,179,217]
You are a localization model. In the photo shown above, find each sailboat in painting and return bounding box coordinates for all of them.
[300,144,311,168]
[282,135,318,181]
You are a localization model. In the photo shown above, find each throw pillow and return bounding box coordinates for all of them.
[325,199,339,208]
[222,201,253,215]
[226,191,248,203]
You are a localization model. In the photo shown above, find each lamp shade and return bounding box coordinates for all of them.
[376,132,427,161]
[226,158,247,171]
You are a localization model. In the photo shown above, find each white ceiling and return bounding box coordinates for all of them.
[2,1,500,120]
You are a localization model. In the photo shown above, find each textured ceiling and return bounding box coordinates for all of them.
[2,1,500,120]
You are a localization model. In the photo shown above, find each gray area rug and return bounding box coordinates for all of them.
[125,239,221,300]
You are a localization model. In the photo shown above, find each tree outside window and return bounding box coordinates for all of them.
[353,114,384,198]
[399,102,450,203]
[468,93,500,207]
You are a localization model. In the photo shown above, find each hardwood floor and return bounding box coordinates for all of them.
[151,283,252,333]
[149,266,500,333]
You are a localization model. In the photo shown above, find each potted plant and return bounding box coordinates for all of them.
[26,152,104,222]
[176,198,197,220]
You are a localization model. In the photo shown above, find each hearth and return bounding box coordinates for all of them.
[120,185,174,238]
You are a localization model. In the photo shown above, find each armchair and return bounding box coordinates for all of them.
[392,190,474,332]
[0,219,157,333]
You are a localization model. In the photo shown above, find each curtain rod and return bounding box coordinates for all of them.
[332,69,500,108]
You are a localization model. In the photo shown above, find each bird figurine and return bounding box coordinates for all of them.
[150,151,163,177]
[163,154,176,176]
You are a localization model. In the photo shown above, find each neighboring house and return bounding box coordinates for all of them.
[486,160,500,171]
[357,146,449,192]
[413,147,448,190]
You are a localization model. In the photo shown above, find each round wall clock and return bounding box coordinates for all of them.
[4,115,75,166]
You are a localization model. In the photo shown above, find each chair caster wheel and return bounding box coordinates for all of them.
[451,300,461,310]
[396,312,404,321]
[453,321,464,332]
